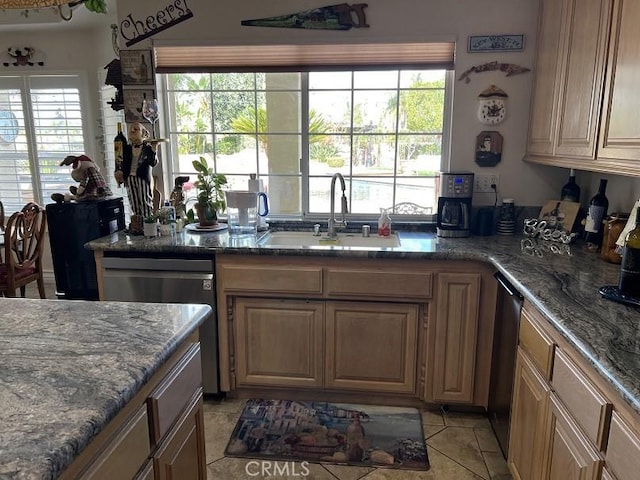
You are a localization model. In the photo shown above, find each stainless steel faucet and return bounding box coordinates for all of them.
[328,173,348,238]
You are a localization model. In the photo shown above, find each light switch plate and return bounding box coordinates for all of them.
[474,174,499,193]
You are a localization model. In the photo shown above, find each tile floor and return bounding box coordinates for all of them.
[204,397,512,480]
[24,280,512,479]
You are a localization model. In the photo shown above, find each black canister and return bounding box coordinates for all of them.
[474,207,495,236]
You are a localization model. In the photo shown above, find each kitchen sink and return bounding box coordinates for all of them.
[257,231,401,249]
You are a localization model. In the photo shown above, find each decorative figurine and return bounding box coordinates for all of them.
[114,122,158,234]
[51,155,112,203]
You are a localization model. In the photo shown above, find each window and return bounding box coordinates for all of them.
[0,75,89,213]
[162,69,449,219]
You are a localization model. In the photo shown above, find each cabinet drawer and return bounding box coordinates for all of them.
[552,348,612,450]
[605,412,640,480]
[148,343,202,444]
[519,307,555,379]
[326,269,432,299]
[80,406,150,480]
[220,265,323,294]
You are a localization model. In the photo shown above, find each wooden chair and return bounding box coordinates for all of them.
[0,200,4,229]
[0,202,47,298]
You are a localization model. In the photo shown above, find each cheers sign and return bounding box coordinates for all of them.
[121,0,194,47]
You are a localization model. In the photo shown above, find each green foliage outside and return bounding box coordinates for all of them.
[230,106,330,151]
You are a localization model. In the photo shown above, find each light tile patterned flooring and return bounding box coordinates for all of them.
[26,280,512,479]
[204,397,512,480]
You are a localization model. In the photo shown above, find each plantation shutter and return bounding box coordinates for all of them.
[0,75,88,212]
[154,42,455,73]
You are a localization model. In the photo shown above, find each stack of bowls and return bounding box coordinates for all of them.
[497,199,516,236]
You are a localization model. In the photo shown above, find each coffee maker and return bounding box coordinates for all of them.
[437,172,474,238]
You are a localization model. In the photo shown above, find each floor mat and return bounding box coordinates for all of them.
[225,399,429,471]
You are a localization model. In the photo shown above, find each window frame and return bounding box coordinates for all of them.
[157,68,453,222]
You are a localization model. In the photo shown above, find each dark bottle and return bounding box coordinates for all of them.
[114,122,127,186]
[560,168,581,203]
[619,207,640,297]
[584,179,609,251]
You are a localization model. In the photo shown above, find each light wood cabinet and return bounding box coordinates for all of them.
[154,390,206,480]
[546,393,603,480]
[508,348,551,480]
[509,302,640,480]
[524,0,640,176]
[598,0,640,171]
[216,255,496,407]
[429,272,481,404]
[234,297,324,388]
[605,412,640,480]
[527,0,611,161]
[325,301,418,394]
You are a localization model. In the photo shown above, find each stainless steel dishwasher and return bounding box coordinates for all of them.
[101,257,219,395]
[488,271,524,459]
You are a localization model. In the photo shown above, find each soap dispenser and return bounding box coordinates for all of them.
[378,208,391,236]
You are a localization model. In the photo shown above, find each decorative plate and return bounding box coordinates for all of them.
[0,109,19,144]
[185,223,228,233]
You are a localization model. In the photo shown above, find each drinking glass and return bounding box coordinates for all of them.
[142,97,159,139]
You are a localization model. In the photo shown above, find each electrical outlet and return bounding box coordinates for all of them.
[474,174,499,193]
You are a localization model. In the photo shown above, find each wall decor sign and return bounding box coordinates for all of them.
[241,3,369,30]
[2,47,45,67]
[468,35,525,52]
[458,61,531,83]
[120,0,193,47]
[120,49,154,86]
[475,131,503,167]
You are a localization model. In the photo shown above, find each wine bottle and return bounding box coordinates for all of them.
[584,179,608,251]
[619,207,640,297]
[560,169,581,202]
[114,122,127,186]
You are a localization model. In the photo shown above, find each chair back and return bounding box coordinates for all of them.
[5,203,46,271]
[0,200,4,228]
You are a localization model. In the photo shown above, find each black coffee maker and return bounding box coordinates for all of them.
[437,172,474,238]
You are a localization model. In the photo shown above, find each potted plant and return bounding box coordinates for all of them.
[143,214,157,237]
[192,156,227,226]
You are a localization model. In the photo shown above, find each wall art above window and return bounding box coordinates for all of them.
[468,35,525,53]
[241,3,369,30]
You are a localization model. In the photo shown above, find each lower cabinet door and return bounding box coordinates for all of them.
[431,272,481,403]
[154,389,206,480]
[234,298,324,388]
[508,348,551,480]
[325,301,419,393]
[546,393,603,480]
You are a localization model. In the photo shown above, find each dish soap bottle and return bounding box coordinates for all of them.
[378,208,391,236]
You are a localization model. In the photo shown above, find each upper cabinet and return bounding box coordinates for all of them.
[598,0,640,169]
[526,0,640,177]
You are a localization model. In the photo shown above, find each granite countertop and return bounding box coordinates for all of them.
[86,227,640,416]
[0,299,211,480]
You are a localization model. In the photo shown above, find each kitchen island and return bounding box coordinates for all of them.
[0,298,211,480]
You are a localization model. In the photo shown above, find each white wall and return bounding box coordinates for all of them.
[3,0,638,214]
[115,0,560,207]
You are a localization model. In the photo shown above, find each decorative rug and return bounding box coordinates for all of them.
[225,399,429,471]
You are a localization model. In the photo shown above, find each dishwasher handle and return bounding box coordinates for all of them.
[494,272,524,300]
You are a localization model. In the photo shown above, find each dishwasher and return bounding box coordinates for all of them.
[488,271,524,459]
[101,256,219,395]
